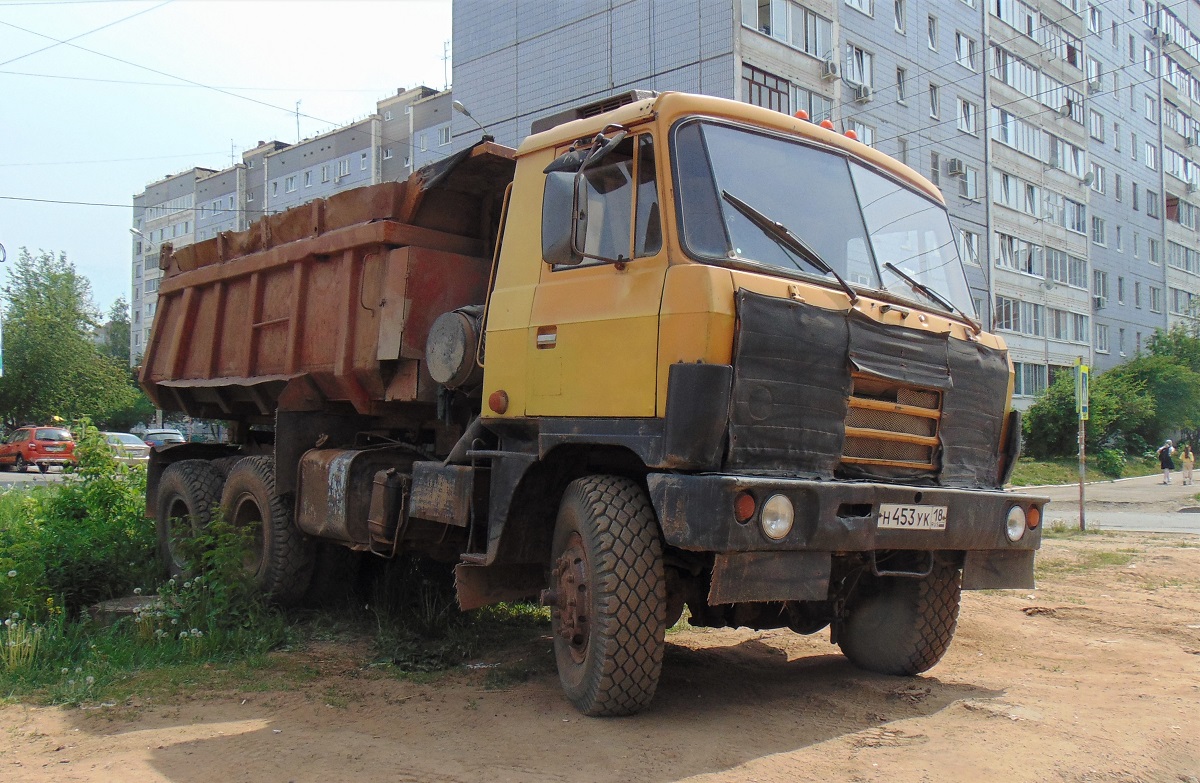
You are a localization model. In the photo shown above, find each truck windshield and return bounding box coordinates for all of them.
[672,119,974,317]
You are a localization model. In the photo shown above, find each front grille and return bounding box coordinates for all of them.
[842,375,941,472]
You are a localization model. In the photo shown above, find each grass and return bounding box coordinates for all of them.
[1042,519,1113,539]
[1035,550,1135,578]
[1009,455,1161,486]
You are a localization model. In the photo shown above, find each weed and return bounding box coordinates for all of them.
[1036,550,1135,578]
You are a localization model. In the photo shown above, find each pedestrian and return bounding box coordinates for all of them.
[1182,445,1195,486]
[1157,439,1176,484]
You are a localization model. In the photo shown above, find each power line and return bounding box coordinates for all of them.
[0,151,229,168]
[0,68,395,94]
[0,0,172,68]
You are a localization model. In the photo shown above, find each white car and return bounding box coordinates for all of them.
[141,429,186,448]
[103,432,151,466]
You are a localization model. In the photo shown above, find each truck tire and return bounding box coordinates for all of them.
[210,455,243,479]
[156,459,224,578]
[549,475,666,717]
[220,456,314,606]
[838,562,961,676]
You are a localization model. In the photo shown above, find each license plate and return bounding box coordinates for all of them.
[877,503,948,530]
[45,446,65,453]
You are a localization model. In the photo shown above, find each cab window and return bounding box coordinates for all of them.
[562,135,661,267]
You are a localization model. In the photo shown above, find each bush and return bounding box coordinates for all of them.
[1095,448,1126,478]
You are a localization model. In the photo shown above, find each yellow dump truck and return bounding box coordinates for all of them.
[143,91,1046,716]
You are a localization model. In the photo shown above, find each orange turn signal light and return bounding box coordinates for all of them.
[734,491,756,523]
[845,129,858,141]
[794,109,810,120]
[819,119,835,130]
[1027,506,1041,529]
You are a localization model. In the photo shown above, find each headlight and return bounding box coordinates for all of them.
[761,494,794,540]
[1005,506,1027,542]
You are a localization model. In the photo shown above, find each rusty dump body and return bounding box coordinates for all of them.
[141,142,515,423]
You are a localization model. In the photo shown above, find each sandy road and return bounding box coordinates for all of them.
[2,526,1199,783]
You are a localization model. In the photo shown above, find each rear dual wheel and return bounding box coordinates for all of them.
[155,456,314,604]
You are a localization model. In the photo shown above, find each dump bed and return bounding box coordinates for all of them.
[140,142,515,421]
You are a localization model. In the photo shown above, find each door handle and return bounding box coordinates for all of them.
[536,326,558,349]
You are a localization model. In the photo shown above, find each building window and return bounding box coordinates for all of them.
[1088,109,1105,141]
[1146,190,1160,218]
[927,15,938,49]
[1145,96,1157,121]
[1145,143,1157,171]
[384,110,393,121]
[1135,281,1142,308]
[957,99,978,134]
[285,176,296,193]
[384,148,393,159]
[1093,270,1109,302]
[958,229,980,265]
[303,171,312,187]
[896,67,907,102]
[928,83,940,118]
[271,182,278,197]
[1095,324,1110,353]
[792,85,833,122]
[960,165,979,199]
[1151,286,1163,313]
[1089,162,1105,193]
[894,0,905,32]
[321,165,330,183]
[1087,3,1101,33]
[338,159,350,177]
[955,32,978,70]
[1115,173,1122,201]
[360,152,368,170]
[1117,276,1126,304]
[929,151,940,186]
[1091,216,1106,245]
[845,43,874,86]
[847,120,875,146]
[742,64,790,113]
[1150,238,1160,265]
[439,126,451,145]
[897,137,908,165]
[742,0,833,57]
[845,0,873,17]
[1012,362,1048,397]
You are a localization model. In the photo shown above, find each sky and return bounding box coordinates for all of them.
[0,0,452,313]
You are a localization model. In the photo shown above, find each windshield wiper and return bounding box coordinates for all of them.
[721,190,859,305]
[882,261,981,334]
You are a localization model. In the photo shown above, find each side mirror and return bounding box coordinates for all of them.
[542,171,584,266]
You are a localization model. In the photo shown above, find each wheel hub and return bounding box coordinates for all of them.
[551,532,591,663]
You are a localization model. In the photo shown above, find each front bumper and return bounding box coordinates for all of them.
[647,474,1047,598]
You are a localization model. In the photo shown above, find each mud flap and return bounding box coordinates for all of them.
[962,549,1035,590]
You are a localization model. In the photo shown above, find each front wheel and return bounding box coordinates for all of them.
[219,456,314,605]
[14,455,27,472]
[548,475,666,717]
[838,562,962,676]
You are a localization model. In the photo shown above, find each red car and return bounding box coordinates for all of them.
[0,426,78,473]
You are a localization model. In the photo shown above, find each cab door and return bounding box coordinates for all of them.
[526,135,666,418]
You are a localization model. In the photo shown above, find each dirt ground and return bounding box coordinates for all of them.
[3,530,1200,783]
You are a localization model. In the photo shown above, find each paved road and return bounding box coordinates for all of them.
[0,468,67,488]
[1024,472,1200,534]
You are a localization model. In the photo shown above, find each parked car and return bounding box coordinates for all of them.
[141,429,186,448]
[0,426,78,473]
[102,432,151,467]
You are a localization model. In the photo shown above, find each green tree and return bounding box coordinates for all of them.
[1105,354,1200,445]
[1022,367,1156,458]
[100,297,131,366]
[0,249,137,428]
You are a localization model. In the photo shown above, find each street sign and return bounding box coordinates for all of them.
[1076,362,1089,421]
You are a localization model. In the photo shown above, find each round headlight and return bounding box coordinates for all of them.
[761,494,795,540]
[1005,506,1027,542]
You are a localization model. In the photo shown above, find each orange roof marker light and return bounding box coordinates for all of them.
[845,129,859,141]
[793,109,810,120]
[819,119,835,130]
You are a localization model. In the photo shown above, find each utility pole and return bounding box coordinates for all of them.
[1076,359,1090,531]
[295,100,302,143]
[443,40,450,90]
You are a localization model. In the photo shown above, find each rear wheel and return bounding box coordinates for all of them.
[219,456,314,605]
[548,475,666,717]
[156,460,224,578]
[838,562,962,676]
[14,456,27,472]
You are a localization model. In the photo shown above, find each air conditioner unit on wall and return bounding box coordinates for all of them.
[852,83,873,103]
[947,158,967,176]
[1094,295,1107,310]
[1087,80,1102,95]
[1188,182,1199,194]
[821,59,840,80]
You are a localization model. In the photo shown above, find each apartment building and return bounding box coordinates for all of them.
[450,0,1200,408]
[130,90,449,362]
